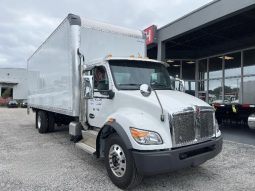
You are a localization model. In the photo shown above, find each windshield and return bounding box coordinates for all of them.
[109,60,173,90]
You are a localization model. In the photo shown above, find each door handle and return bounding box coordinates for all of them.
[89,113,95,119]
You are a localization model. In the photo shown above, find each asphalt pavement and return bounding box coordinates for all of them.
[0,108,255,191]
[220,125,255,146]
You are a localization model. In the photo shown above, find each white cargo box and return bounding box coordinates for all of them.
[28,14,145,116]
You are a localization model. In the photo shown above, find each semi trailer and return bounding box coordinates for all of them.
[213,80,255,130]
[27,14,222,189]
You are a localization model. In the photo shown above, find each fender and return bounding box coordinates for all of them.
[96,121,133,158]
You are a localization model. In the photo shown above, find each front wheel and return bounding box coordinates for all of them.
[105,134,143,189]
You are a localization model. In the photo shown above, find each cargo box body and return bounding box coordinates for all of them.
[27,14,145,117]
[28,19,76,116]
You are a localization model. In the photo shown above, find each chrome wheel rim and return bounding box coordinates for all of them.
[37,115,41,129]
[108,144,126,178]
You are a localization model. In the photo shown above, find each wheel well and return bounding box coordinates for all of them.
[96,125,116,158]
[96,123,133,158]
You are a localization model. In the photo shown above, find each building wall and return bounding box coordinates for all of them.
[0,68,28,100]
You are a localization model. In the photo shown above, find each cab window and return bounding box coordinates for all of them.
[94,66,109,91]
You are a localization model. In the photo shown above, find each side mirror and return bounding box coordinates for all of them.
[108,90,115,99]
[174,79,185,92]
[179,80,185,92]
[140,84,152,97]
[83,75,94,99]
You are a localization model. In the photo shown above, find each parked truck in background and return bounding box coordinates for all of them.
[27,14,222,189]
[213,80,255,130]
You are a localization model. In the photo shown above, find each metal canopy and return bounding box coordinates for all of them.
[158,0,255,42]
[0,81,18,85]
[0,82,18,86]
[148,0,255,60]
[165,6,255,59]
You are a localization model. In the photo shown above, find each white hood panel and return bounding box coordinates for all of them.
[156,90,210,113]
[119,90,211,114]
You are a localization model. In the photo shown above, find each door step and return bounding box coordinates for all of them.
[75,130,99,155]
[81,130,98,148]
[76,142,96,155]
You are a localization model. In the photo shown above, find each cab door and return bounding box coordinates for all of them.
[87,65,113,128]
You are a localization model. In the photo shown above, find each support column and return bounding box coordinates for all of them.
[206,58,209,103]
[222,55,225,103]
[195,60,199,98]
[240,50,244,104]
[157,42,166,61]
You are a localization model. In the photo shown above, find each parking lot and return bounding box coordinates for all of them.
[221,125,255,146]
[0,108,255,191]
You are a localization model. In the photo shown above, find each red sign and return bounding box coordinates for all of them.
[144,25,157,45]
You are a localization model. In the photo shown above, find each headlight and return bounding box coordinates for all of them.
[130,127,163,145]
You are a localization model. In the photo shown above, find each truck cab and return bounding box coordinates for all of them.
[74,56,222,189]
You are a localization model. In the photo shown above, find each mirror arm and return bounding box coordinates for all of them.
[94,96,114,100]
[94,90,111,93]
[152,88,165,122]
[94,90,115,99]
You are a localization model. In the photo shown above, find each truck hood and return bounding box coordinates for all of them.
[118,90,211,114]
[155,90,210,113]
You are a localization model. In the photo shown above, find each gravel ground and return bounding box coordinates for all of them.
[0,108,255,191]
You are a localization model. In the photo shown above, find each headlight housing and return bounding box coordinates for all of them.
[130,127,163,145]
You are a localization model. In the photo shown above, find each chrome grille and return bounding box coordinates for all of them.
[199,111,214,138]
[170,107,215,147]
[172,112,195,145]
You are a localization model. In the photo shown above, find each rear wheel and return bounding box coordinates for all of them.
[37,111,48,134]
[35,111,38,129]
[48,112,55,132]
[104,134,143,189]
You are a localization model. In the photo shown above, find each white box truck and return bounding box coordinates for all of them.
[27,14,222,189]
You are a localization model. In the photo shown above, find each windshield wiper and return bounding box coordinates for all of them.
[151,82,167,87]
[119,83,141,86]
[151,82,172,90]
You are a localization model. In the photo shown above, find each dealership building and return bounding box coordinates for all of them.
[146,0,255,105]
[0,68,28,101]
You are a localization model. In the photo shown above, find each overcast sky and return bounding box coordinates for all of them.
[0,0,213,68]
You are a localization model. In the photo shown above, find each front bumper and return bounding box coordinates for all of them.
[132,136,223,176]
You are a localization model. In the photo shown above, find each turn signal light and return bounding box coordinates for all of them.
[130,128,149,138]
[130,127,163,145]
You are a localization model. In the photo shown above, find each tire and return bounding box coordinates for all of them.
[37,111,48,134]
[48,112,55,132]
[35,111,38,129]
[104,134,143,189]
